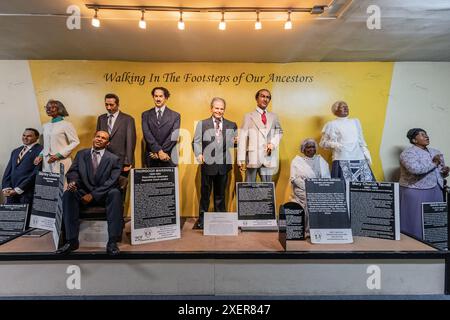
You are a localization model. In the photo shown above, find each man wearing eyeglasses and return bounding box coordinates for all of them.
[237,89,283,182]
[96,93,136,177]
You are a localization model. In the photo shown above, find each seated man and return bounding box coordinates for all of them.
[2,128,43,205]
[57,131,123,256]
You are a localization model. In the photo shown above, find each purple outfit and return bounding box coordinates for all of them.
[399,145,446,239]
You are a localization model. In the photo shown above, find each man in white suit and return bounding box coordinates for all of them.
[237,89,283,182]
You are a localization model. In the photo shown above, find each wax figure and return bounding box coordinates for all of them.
[142,87,180,167]
[237,89,283,182]
[34,100,79,175]
[399,128,449,239]
[96,93,136,177]
[290,138,331,207]
[57,131,123,255]
[2,128,43,205]
[320,100,374,182]
[192,97,238,229]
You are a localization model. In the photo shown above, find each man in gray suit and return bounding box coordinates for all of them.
[96,93,136,176]
[192,97,238,229]
[56,131,123,256]
[142,87,180,167]
[237,89,283,182]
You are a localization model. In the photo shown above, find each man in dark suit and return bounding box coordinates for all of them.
[57,131,123,255]
[96,93,136,176]
[2,128,43,205]
[192,97,238,229]
[142,87,180,167]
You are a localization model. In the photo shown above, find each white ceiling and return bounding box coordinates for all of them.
[0,0,449,62]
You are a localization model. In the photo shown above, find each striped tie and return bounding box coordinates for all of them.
[107,114,113,134]
[17,146,27,164]
[92,150,100,175]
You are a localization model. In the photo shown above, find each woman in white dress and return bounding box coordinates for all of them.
[319,100,374,182]
[34,100,80,174]
[290,138,331,232]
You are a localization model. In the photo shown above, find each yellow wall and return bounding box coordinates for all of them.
[29,61,393,216]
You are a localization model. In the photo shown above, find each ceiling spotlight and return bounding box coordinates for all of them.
[284,11,292,30]
[91,8,100,28]
[178,11,185,30]
[139,10,147,29]
[218,11,226,30]
[255,11,262,30]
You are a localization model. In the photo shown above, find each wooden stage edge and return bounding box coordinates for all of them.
[0,218,437,254]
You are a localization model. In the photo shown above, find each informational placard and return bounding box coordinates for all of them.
[422,202,448,250]
[349,182,400,240]
[306,178,353,244]
[280,202,305,241]
[29,166,64,249]
[131,167,180,244]
[204,212,238,236]
[52,165,64,250]
[0,204,28,245]
[236,182,277,230]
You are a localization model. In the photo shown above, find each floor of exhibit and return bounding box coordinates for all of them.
[0,218,448,298]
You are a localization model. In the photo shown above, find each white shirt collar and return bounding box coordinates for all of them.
[107,110,120,118]
[24,141,38,150]
[256,107,267,114]
[91,148,106,158]
[155,105,166,113]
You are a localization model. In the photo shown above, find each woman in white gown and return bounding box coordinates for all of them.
[34,100,80,174]
[290,138,331,232]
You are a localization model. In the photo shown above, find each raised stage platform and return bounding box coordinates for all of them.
[0,218,448,298]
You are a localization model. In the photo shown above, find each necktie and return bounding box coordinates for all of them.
[261,111,267,125]
[17,146,27,164]
[92,150,100,175]
[157,109,162,125]
[107,114,113,134]
[215,118,222,144]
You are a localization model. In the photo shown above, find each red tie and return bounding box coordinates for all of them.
[261,111,267,125]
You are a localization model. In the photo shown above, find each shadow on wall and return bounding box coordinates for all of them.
[385,146,404,182]
[79,116,99,149]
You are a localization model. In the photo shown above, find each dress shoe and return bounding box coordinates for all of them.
[193,219,203,230]
[56,240,79,255]
[106,241,120,256]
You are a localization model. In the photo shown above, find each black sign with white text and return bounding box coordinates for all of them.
[0,204,28,245]
[349,182,400,240]
[422,202,447,250]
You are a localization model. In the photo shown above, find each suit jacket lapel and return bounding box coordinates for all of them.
[84,150,96,186]
[159,107,170,127]
[101,114,108,131]
[95,152,109,181]
[204,118,214,132]
[250,111,268,136]
[149,108,158,127]
[110,112,122,138]
[13,148,20,167]
[22,145,35,162]
[266,112,274,133]
[16,144,36,166]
